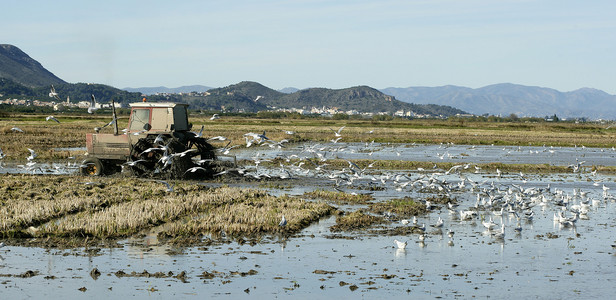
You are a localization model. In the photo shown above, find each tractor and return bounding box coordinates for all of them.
[80,100,219,179]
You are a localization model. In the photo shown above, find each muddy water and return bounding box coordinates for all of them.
[1,143,616,298]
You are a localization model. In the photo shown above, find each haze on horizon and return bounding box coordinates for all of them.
[3,0,615,94]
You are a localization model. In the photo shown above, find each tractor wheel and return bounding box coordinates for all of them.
[80,157,104,176]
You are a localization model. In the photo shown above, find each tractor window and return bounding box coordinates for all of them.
[172,106,189,131]
[129,109,150,131]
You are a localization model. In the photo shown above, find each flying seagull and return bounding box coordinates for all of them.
[27,148,37,161]
[329,126,345,137]
[46,116,60,123]
[88,94,99,114]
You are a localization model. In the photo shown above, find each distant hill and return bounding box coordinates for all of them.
[278,87,299,94]
[0,44,65,88]
[148,81,466,116]
[381,83,616,119]
[123,85,212,95]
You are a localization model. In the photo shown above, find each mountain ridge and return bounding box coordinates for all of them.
[380,83,616,119]
[0,44,65,88]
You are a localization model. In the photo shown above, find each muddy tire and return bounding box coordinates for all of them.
[80,157,104,176]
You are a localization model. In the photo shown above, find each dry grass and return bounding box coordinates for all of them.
[329,209,385,232]
[0,175,333,239]
[302,189,374,204]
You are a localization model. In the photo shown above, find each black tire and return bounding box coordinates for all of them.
[81,157,104,176]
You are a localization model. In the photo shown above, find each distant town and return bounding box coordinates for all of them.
[0,92,440,119]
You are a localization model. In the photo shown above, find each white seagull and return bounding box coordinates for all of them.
[329,126,345,137]
[27,148,37,161]
[11,127,24,133]
[46,116,60,123]
[279,215,287,227]
[210,114,220,120]
[394,239,407,249]
[88,94,99,114]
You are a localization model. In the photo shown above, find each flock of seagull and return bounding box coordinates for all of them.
[200,126,615,251]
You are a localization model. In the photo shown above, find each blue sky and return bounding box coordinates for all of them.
[4,0,616,93]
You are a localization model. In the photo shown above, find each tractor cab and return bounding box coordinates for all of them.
[128,102,191,134]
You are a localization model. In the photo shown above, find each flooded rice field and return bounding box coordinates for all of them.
[1,142,616,299]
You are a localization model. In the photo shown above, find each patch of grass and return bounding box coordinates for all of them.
[0,175,333,241]
[330,209,384,232]
[303,189,374,204]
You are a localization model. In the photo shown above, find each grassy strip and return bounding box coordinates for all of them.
[330,209,385,232]
[158,195,333,239]
[302,189,374,204]
[0,175,333,239]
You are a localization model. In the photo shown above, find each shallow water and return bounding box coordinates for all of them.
[1,143,616,298]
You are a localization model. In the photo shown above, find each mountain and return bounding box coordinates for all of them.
[381,83,616,119]
[123,85,212,95]
[147,81,466,116]
[0,44,65,88]
[279,87,299,94]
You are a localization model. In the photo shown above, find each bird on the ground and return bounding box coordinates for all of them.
[431,216,444,228]
[394,239,407,249]
[11,127,24,133]
[492,224,506,239]
[46,116,60,123]
[279,215,287,227]
[0,147,5,160]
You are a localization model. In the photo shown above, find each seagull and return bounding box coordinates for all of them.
[208,136,229,142]
[27,148,37,161]
[329,126,345,137]
[184,166,207,175]
[431,216,444,228]
[88,94,99,114]
[394,239,407,249]
[193,125,205,138]
[492,224,506,239]
[123,159,146,167]
[153,134,165,144]
[157,180,174,192]
[11,126,24,133]
[49,85,61,101]
[46,116,60,123]
[279,215,287,227]
[482,217,498,231]
[0,242,4,248]
[0,147,5,160]
[210,114,220,120]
